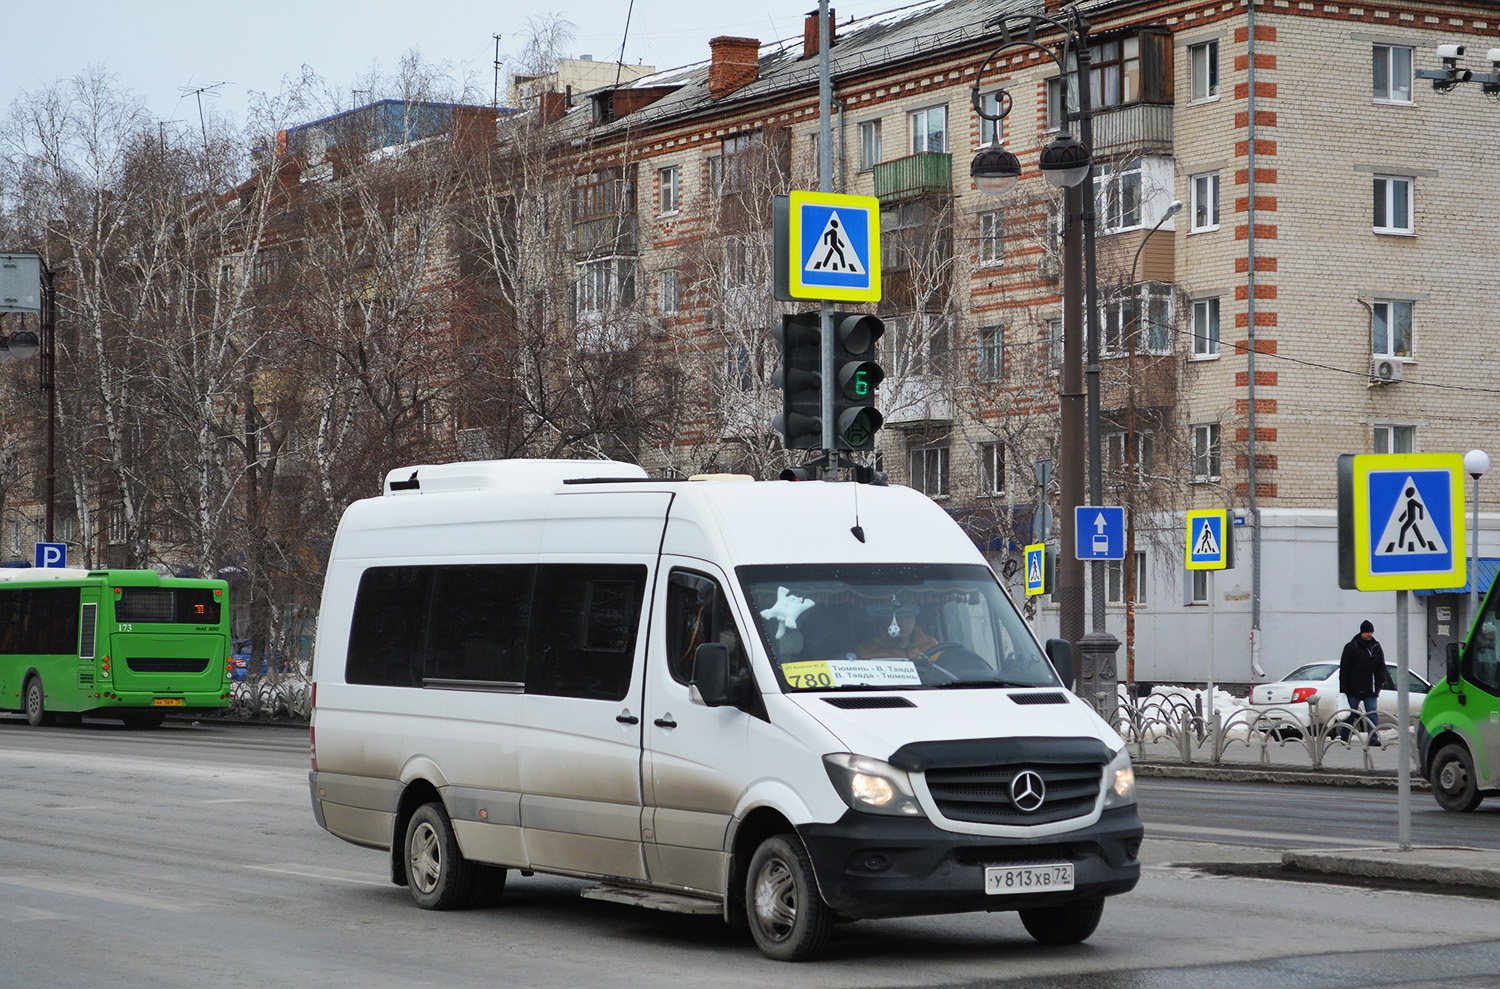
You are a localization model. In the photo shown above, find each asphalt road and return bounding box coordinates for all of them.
[4,716,1500,988]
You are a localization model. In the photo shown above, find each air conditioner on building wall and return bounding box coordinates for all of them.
[1370,358,1405,384]
[1036,255,1060,281]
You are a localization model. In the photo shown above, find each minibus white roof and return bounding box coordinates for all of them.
[382,458,648,496]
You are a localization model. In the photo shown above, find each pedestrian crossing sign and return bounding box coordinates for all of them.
[1349,453,1464,591]
[786,191,881,302]
[1185,510,1229,570]
[1025,543,1046,596]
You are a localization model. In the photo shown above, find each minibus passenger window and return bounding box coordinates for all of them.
[346,567,434,687]
[526,565,646,701]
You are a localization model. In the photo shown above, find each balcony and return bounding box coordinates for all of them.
[872,152,952,205]
[1090,103,1174,156]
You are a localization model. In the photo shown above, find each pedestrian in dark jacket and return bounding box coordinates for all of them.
[1339,620,1384,745]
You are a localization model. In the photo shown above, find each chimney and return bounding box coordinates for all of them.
[709,36,761,100]
[803,9,836,60]
[539,91,567,125]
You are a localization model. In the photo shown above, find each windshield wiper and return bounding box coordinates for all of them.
[931,678,1038,689]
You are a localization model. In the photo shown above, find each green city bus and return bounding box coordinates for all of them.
[1420,577,1500,811]
[0,568,233,727]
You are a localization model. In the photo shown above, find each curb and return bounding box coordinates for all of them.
[1280,847,1500,890]
[1136,761,1430,790]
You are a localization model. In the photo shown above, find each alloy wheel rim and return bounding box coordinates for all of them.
[411,821,442,893]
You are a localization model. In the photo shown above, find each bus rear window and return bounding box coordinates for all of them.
[117,588,222,624]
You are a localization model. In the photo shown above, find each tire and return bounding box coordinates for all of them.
[24,675,51,727]
[1430,743,1484,813]
[1019,897,1105,945]
[745,834,832,962]
[403,802,478,910]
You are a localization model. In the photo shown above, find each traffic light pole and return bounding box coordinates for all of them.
[817,1,837,474]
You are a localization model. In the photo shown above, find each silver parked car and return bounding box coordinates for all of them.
[1247,662,1430,738]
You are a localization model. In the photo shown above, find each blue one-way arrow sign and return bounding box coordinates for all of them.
[1074,506,1125,561]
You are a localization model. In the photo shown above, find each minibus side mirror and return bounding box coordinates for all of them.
[1447,641,1463,686]
[1045,639,1074,691]
[691,643,734,707]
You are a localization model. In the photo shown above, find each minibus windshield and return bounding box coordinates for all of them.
[738,563,1059,692]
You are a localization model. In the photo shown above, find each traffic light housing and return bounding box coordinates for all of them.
[774,313,822,450]
[831,311,884,451]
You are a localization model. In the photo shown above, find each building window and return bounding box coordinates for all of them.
[1190,569,1209,604]
[1094,160,1142,233]
[1373,44,1414,103]
[658,269,679,315]
[658,164,679,214]
[909,105,947,154]
[1107,552,1147,605]
[859,119,882,170]
[978,325,1004,381]
[1191,171,1220,232]
[712,132,762,195]
[1192,298,1220,358]
[1102,283,1172,355]
[1192,423,1221,482]
[979,441,1005,496]
[1374,424,1415,455]
[576,257,636,315]
[978,91,1005,147]
[1372,299,1413,359]
[979,210,1004,265]
[910,445,950,498]
[1373,175,1413,234]
[1106,430,1154,478]
[1044,317,1063,370]
[1189,40,1219,102]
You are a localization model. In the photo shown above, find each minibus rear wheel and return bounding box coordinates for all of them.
[745,834,831,961]
[404,801,478,909]
[1019,897,1104,944]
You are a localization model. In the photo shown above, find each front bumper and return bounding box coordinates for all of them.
[798,805,1143,920]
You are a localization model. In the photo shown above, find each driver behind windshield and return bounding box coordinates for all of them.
[849,601,940,662]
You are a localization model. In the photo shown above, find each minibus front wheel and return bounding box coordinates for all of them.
[745,834,832,961]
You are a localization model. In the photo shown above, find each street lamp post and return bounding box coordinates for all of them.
[1466,449,1489,641]
[1124,199,1183,688]
[972,8,1117,704]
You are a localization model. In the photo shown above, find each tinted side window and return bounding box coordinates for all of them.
[0,588,81,655]
[666,570,747,686]
[346,567,433,687]
[427,565,532,684]
[527,565,647,700]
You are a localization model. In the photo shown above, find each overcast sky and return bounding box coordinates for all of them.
[3,0,923,136]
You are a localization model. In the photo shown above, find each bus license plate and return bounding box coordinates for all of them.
[985,863,1074,895]
[153,698,184,707]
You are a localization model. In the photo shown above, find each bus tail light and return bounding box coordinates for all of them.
[101,657,110,679]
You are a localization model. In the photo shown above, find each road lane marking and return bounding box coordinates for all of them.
[247,863,388,887]
[0,874,198,911]
[1147,821,1390,847]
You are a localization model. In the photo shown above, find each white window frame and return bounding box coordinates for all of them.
[979,210,1004,266]
[1094,160,1143,234]
[1189,569,1209,605]
[1189,40,1220,103]
[858,119,882,171]
[1373,44,1414,104]
[910,445,950,498]
[658,164,679,215]
[978,91,1005,147]
[1192,297,1220,359]
[1190,171,1220,233]
[576,256,636,316]
[1373,175,1413,235]
[1192,423,1222,483]
[909,105,948,155]
[1105,430,1154,479]
[1044,316,1063,372]
[1102,283,1173,356]
[979,441,1005,496]
[1374,423,1415,455]
[977,325,1004,382]
[1107,551,1147,606]
[1371,299,1413,359]
[658,269,679,315]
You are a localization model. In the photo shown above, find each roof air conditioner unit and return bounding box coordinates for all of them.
[1370,358,1404,384]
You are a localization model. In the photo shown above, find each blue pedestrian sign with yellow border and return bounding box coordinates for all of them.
[786,191,881,302]
[1024,543,1046,596]
[1349,453,1464,591]
[1185,510,1228,570]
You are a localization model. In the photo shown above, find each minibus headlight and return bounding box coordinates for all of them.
[1103,747,1136,808]
[823,754,924,817]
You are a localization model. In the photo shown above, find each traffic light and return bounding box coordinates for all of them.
[774,312,822,450]
[831,311,884,451]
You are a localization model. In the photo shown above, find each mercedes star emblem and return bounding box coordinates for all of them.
[1010,769,1046,813]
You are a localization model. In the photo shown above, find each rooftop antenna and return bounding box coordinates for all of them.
[176,81,226,157]
[614,0,636,88]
